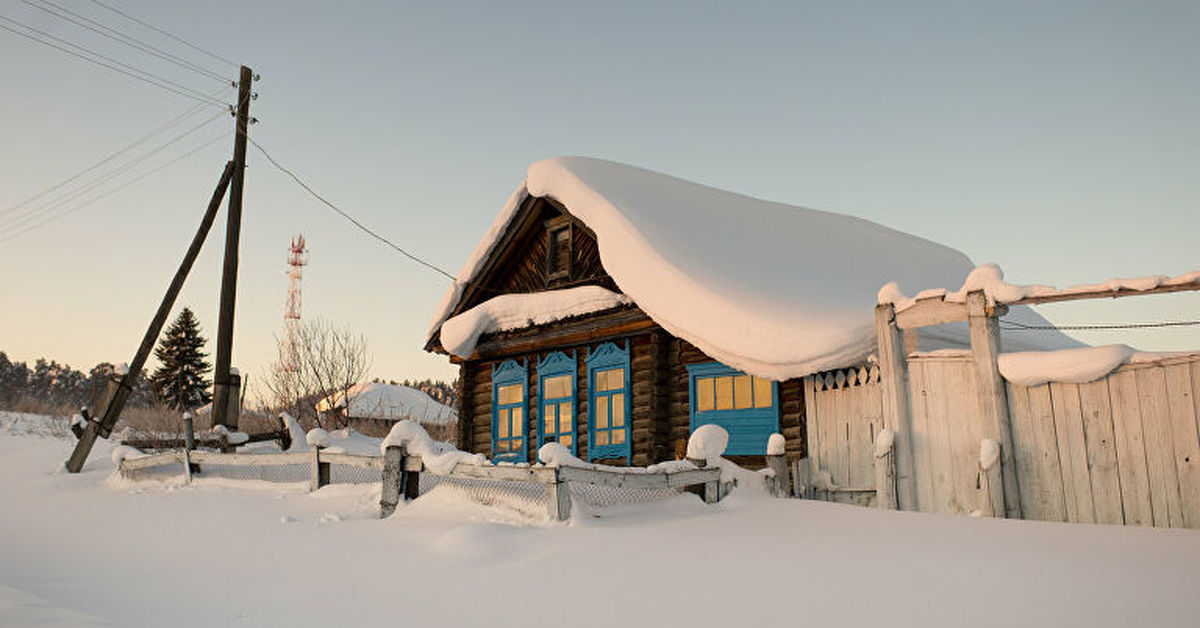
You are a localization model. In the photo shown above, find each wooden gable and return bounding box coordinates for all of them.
[425,195,621,353]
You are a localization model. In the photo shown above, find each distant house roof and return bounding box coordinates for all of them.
[316,382,455,426]
[429,156,1078,379]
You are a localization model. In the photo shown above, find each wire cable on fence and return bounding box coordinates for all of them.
[1000,319,1200,332]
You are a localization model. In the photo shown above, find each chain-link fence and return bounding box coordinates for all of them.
[418,473,549,520]
[118,451,379,485]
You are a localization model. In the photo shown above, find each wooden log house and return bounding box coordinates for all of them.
[424,157,1000,468]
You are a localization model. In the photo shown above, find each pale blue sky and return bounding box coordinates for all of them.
[1,1,1197,393]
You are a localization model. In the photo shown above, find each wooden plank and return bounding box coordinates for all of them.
[1025,384,1067,522]
[907,359,935,511]
[923,360,957,514]
[1006,384,1040,519]
[1163,362,1200,528]
[318,452,384,470]
[1109,369,1153,526]
[447,462,558,484]
[119,451,182,471]
[1049,382,1095,523]
[944,357,983,516]
[1008,278,1200,307]
[188,451,311,466]
[876,304,917,510]
[1077,378,1123,524]
[1135,367,1183,527]
[803,376,820,478]
[836,385,853,488]
[894,299,969,329]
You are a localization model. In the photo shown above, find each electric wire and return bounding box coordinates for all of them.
[0,92,228,219]
[247,138,459,282]
[0,109,229,232]
[22,0,231,83]
[0,131,232,245]
[85,0,239,69]
[0,15,230,108]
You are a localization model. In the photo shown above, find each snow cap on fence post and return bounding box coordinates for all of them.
[306,428,331,450]
[767,433,786,457]
[686,424,729,465]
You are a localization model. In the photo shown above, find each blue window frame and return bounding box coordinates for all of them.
[687,362,779,455]
[538,351,577,454]
[491,359,528,463]
[587,341,631,462]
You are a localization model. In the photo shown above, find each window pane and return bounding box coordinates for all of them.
[597,367,624,392]
[612,429,625,445]
[498,408,509,438]
[754,377,773,408]
[734,374,753,409]
[499,384,521,406]
[611,393,625,427]
[596,398,609,429]
[496,440,508,453]
[697,377,714,412]
[544,405,555,433]
[561,435,572,447]
[544,375,570,399]
[596,431,609,446]
[715,376,734,410]
[559,402,572,430]
[512,407,524,435]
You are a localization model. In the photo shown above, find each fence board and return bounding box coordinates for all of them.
[804,377,821,477]
[907,360,935,511]
[1077,378,1123,524]
[1136,368,1184,527]
[1049,382,1095,523]
[1164,363,1200,528]
[924,360,958,514]
[1109,370,1153,526]
[1027,385,1067,522]
[836,387,852,487]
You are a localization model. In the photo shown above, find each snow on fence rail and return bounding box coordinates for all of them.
[118,449,382,488]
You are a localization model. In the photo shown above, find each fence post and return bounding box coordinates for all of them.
[546,467,572,522]
[874,429,898,510]
[876,303,918,511]
[310,446,330,491]
[380,445,403,518]
[401,446,421,501]
[978,439,1005,518]
[792,458,813,498]
[765,454,791,497]
[966,290,1021,519]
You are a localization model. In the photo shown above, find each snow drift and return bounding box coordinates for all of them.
[429,157,1077,379]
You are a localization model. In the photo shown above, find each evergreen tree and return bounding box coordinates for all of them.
[149,308,212,410]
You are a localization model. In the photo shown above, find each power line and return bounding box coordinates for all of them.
[0,95,224,219]
[247,138,459,282]
[85,0,239,69]
[1,109,228,232]
[1001,319,1200,332]
[22,0,230,83]
[0,15,230,108]
[0,131,232,244]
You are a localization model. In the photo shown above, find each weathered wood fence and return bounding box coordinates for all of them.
[118,448,382,490]
[379,445,724,521]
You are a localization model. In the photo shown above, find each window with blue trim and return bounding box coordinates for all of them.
[491,359,527,463]
[538,351,576,453]
[587,342,631,462]
[687,363,779,455]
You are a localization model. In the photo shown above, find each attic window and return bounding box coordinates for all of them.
[546,219,572,282]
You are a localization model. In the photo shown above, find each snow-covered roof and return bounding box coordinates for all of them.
[429,156,1079,379]
[316,382,455,426]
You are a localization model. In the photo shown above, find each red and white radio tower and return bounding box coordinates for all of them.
[282,234,308,373]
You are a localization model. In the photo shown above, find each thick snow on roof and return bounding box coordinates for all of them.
[442,286,632,357]
[430,157,1079,379]
[316,382,455,426]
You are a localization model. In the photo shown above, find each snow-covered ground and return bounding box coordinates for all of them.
[2,416,1199,628]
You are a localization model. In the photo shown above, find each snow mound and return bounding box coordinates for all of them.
[280,412,308,452]
[429,157,1077,379]
[874,428,895,457]
[306,428,331,449]
[316,382,455,425]
[686,424,728,462]
[443,286,632,358]
[381,420,486,474]
[998,345,1137,387]
[537,442,585,468]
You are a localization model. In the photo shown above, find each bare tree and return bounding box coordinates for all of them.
[260,318,372,429]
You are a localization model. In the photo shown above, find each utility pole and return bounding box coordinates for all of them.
[212,65,253,429]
